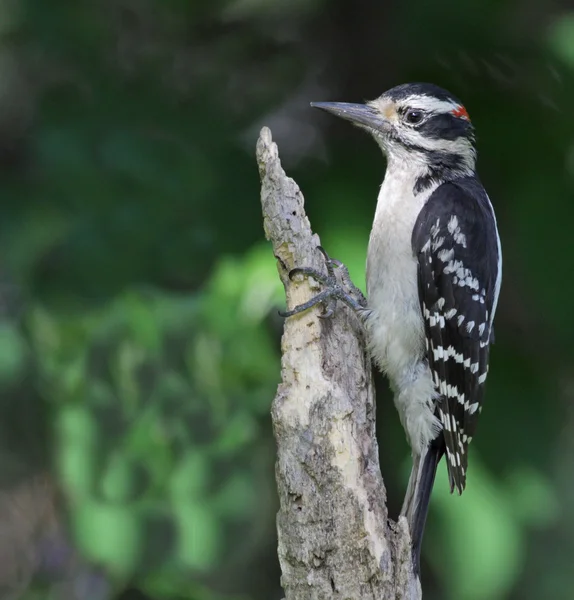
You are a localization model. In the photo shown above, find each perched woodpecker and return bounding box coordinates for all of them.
[281,82,502,575]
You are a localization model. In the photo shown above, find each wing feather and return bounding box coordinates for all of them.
[412,177,500,493]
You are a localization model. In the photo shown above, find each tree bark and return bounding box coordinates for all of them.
[256,127,421,600]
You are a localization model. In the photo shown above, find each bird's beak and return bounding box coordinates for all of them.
[311,102,389,133]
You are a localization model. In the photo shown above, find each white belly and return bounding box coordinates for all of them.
[365,168,441,452]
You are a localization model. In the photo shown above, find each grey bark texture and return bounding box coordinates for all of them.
[256,127,422,600]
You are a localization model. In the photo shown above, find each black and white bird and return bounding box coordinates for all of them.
[281,82,502,575]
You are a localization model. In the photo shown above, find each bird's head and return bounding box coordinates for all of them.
[313,83,476,178]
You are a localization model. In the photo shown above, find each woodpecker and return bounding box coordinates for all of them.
[281,82,502,575]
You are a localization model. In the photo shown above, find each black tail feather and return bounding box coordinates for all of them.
[411,439,444,577]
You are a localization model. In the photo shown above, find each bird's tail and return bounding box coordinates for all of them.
[400,439,444,577]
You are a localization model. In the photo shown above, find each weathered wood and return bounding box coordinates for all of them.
[256,127,421,600]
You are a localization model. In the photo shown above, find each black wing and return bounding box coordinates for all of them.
[412,177,501,494]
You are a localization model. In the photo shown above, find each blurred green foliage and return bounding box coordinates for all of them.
[27,247,282,596]
[0,0,574,599]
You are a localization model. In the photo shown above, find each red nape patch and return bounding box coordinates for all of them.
[452,105,470,121]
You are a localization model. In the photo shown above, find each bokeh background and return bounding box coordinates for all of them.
[1,0,574,599]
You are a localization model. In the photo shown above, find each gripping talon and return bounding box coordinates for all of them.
[317,246,338,279]
[281,246,366,319]
[289,266,330,286]
[288,268,304,281]
[279,288,334,318]
[318,301,336,319]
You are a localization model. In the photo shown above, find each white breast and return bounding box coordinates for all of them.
[366,168,430,379]
[365,166,441,451]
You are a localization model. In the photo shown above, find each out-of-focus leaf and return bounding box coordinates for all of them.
[74,500,141,577]
[101,454,138,504]
[212,471,256,519]
[174,500,220,571]
[126,406,174,490]
[59,353,88,399]
[429,458,522,600]
[213,410,257,455]
[112,340,146,414]
[88,379,116,407]
[144,567,249,600]
[547,14,574,67]
[189,332,226,419]
[226,328,277,389]
[506,466,560,528]
[56,405,98,499]
[152,371,193,404]
[169,450,210,502]
[28,306,61,363]
[203,244,283,334]
[3,208,70,279]
[124,292,163,353]
[237,244,284,324]
[0,321,27,384]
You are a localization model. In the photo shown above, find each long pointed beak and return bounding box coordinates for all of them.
[311,101,389,132]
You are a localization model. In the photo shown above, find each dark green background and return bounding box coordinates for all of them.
[1,0,573,598]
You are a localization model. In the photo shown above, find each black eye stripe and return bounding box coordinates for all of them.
[418,113,474,140]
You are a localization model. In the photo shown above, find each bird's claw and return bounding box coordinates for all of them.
[280,246,367,319]
[317,299,336,319]
[288,266,330,286]
[317,246,341,280]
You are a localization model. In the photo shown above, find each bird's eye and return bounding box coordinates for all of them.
[405,110,423,124]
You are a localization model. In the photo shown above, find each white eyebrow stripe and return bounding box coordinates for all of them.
[397,96,460,114]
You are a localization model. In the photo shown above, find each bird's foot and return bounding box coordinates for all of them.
[279,246,367,319]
